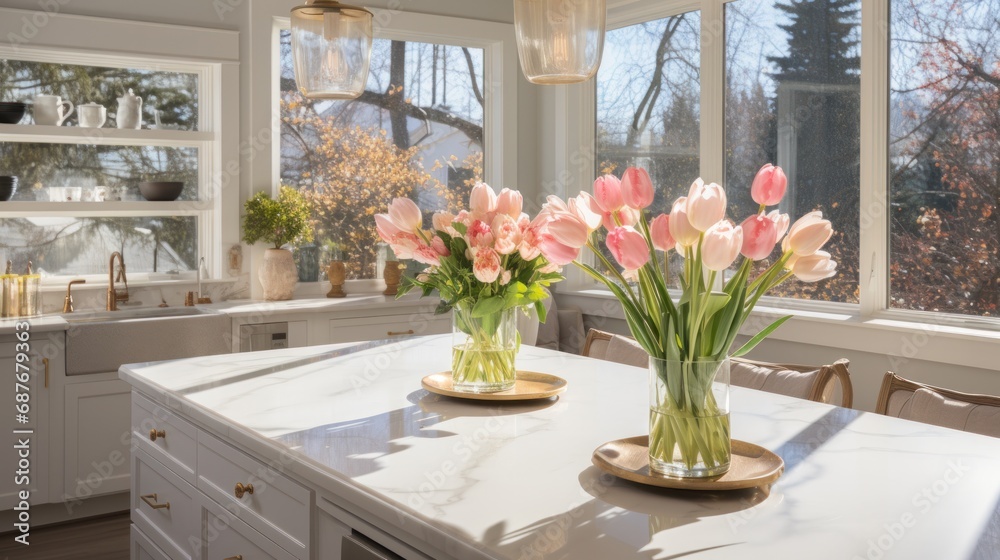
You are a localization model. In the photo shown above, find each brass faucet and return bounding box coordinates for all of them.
[63,279,86,313]
[107,252,129,311]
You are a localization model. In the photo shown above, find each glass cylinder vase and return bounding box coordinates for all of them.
[648,357,731,478]
[451,302,518,393]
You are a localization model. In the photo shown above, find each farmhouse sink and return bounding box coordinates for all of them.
[65,308,232,375]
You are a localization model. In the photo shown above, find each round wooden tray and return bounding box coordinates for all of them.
[592,436,784,491]
[421,371,567,401]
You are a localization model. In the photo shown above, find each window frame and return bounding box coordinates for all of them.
[0,7,240,286]
[266,10,518,297]
[558,0,1000,333]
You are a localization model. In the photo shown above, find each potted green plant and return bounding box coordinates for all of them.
[242,186,313,300]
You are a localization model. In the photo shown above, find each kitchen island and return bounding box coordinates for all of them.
[120,335,1000,560]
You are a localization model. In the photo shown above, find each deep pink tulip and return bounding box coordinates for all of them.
[606,226,650,271]
[650,214,674,252]
[751,164,788,206]
[621,167,654,209]
[593,174,624,212]
[740,214,779,261]
[686,178,727,232]
[701,220,743,271]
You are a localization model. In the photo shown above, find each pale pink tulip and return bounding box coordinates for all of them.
[538,235,580,266]
[791,251,837,282]
[496,188,523,218]
[430,236,451,257]
[669,197,701,247]
[593,174,624,212]
[491,214,522,255]
[740,214,779,261]
[469,182,498,215]
[545,213,589,249]
[686,178,727,231]
[786,211,833,256]
[388,232,422,260]
[621,167,654,209]
[472,248,502,283]
[375,213,403,242]
[467,219,494,248]
[607,226,650,271]
[702,220,744,271]
[571,193,603,231]
[387,197,422,233]
[650,214,674,252]
[432,211,455,233]
[751,164,787,206]
[768,210,790,241]
[500,270,512,285]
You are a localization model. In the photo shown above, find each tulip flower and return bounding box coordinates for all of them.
[413,243,442,267]
[701,220,743,271]
[621,167,654,209]
[375,213,403,243]
[669,197,701,247]
[768,210,790,241]
[607,226,650,271]
[650,214,674,252]
[496,188,523,218]
[472,247,502,283]
[593,174,624,212]
[430,236,451,257]
[538,235,581,266]
[740,214,778,261]
[518,215,547,260]
[786,211,833,256]
[791,251,837,282]
[469,182,498,215]
[432,211,455,233]
[544,212,589,249]
[387,232,422,260]
[387,197,422,233]
[491,214,522,255]
[571,193,603,232]
[751,164,787,206]
[467,219,494,248]
[686,178,727,231]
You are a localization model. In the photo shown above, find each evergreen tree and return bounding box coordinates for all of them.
[769,0,860,84]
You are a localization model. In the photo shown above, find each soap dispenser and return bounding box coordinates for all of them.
[20,261,40,317]
[1,261,18,318]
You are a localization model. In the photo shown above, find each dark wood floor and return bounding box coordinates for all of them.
[0,512,129,560]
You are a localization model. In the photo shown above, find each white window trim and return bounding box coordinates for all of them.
[254,9,518,298]
[552,0,1000,347]
[0,7,241,285]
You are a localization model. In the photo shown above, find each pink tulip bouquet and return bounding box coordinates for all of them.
[375,183,569,392]
[543,164,837,477]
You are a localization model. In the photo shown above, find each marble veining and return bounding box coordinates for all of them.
[120,335,1000,560]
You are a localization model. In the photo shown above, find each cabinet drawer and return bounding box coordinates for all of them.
[328,314,449,344]
[131,524,173,560]
[205,507,296,560]
[132,449,201,560]
[133,391,198,484]
[198,432,310,559]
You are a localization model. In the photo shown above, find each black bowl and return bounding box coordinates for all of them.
[0,177,17,201]
[138,181,184,202]
[0,102,27,124]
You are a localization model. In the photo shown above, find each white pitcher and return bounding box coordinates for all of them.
[115,89,142,130]
[33,95,74,126]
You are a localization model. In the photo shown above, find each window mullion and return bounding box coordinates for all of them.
[859,0,890,319]
[700,0,725,186]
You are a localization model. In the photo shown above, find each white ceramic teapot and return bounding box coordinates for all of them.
[115,89,142,129]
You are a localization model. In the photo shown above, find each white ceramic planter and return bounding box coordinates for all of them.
[259,248,298,301]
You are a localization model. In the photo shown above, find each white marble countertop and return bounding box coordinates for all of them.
[120,336,1000,560]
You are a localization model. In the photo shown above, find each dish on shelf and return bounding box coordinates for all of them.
[139,181,183,202]
[0,102,27,124]
[0,176,17,201]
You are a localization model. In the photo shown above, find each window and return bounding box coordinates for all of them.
[889,0,999,317]
[278,30,486,280]
[725,0,861,304]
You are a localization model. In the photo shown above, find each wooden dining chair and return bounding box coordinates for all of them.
[875,372,1000,438]
[582,329,649,368]
[730,357,854,408]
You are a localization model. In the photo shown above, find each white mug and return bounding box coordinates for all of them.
[78,102,106,128]
[34,95,74,126]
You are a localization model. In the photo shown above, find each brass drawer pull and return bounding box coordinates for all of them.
[149,429,166,441]
[140,493,170,510]
[387,329,414,336]
[234,482,254,499]
[223,556,243,560]
[43,357,49,389]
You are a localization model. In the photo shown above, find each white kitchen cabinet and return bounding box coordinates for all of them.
[328,314,450,345]
[63,376,132,500]
[0,331,60,509]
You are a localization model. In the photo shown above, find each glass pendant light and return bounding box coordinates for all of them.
[513,0,607,85]
[290,1,373,99]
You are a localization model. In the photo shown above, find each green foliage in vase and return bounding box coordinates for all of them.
[242,186,314,250]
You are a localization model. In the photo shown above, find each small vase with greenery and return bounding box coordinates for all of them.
[242,186,313,301]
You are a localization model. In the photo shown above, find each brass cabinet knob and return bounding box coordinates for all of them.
[140,493,170,510]
[234,482,254,499]
[223,556,243,560]
[149,429,166,441]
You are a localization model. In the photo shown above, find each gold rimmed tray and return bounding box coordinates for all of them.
[421,371,567,401]
[592,436,784,491]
